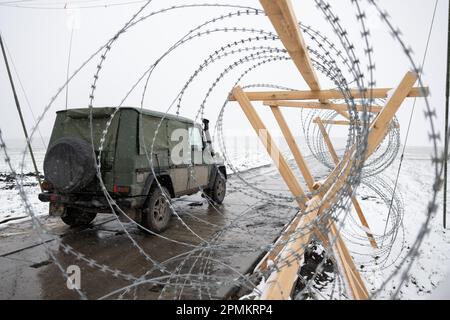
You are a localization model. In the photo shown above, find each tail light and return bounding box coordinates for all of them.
[113,184,130,195]
[42,180,54,191]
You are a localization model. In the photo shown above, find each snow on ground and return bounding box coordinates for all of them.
[0,146,47,227]
[342,147,450,299]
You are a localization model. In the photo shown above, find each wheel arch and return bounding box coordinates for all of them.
[143,172,175,202]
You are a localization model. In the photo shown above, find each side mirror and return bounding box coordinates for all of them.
[202,119,210,131]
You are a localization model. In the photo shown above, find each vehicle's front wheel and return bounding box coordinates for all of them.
[141,186,171,234]
[61,207,96,227]
[207,173,226,204]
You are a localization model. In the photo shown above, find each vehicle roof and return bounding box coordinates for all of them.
[57,107,196,124]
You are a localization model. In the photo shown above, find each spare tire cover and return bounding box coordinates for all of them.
[44,137,97,193]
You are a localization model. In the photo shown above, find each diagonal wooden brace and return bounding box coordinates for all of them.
[232,86,308,211]
[315,117,378,249]
[233,69,421,300]
[233,87,369,300]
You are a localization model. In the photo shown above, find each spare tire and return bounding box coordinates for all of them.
[44,137,97,193]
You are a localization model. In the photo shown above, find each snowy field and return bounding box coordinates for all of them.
[344,147,450,299]
[0,140,449,300]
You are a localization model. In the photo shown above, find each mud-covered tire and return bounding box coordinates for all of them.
[208,173,226,204]
[44,137,97,193]
[140,186,171,234]
[61,207,96,227]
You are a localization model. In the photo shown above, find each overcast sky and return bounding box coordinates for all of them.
[0,0,448,150]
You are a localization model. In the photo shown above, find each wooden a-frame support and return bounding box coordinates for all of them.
[230,0,428,300]
[271,101,378,249]
[233,86,370,300]
[232,71,423,300]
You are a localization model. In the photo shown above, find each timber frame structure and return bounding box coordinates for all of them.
[229,0,429,300]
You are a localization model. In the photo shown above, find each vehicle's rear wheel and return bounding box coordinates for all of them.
[61,207,96,227]
[141,186,171,234]
[208,173,226,204]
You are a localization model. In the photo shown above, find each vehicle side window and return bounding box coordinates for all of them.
[189,127,203,149]
[139,116,168,155]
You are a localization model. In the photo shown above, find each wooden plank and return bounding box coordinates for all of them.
[229,86,428,101]
[270,106,315,190]
[254,103,322,272]
[233,72,421,299]
[334,109,351,120]
[232,86,308,210]
[260,196,322,300]
[312,119,400,129]
[263,101,383,113]
[329,222,369,299]
[260,0,321,91]
[316,117,378,249]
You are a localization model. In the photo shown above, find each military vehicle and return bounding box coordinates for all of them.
[39,107,227,233]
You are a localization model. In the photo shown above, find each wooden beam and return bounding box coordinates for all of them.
[270,106,315,190]
[260,196,322,300]
[263,101,383,113]
[259,0,321,91]
[232,86,308,210]
[250,105,369,299]
[229,86,429,101]
[234,74,421,300]
[312,119,400,129]
[316,117,378,249]
[329,222,369,299]
[233,86,322,299]
[334,109,351,120]
[366,71,418,156]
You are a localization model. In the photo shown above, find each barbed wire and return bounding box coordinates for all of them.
[0,0,444,300]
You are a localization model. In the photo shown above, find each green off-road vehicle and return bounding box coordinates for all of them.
[39,107,227,233]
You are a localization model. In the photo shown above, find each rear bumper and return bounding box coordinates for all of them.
[38,192,142,209]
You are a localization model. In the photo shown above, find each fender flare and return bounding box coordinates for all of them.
[143,171,175,199]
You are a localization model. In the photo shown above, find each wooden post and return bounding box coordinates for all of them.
[316,117,378,249]
[260,196,322,300]
[259,0,321,91]
[270,106,315,190]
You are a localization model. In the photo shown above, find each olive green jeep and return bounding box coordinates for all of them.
[39,107,227,233]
